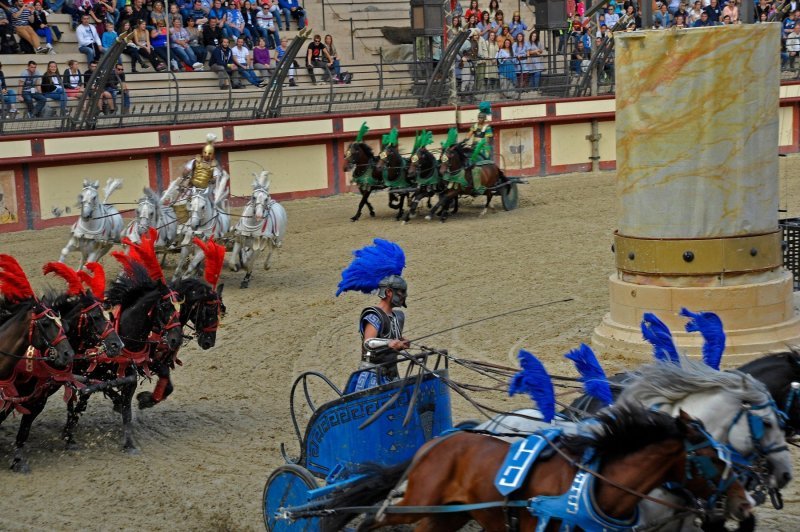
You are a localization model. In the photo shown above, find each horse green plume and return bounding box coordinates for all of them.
[419,130,434,148]
[441,128,459,150]
[470,139,487,163]
[382,128,399,147]
[411,131,422,154]
[355,122,369,143]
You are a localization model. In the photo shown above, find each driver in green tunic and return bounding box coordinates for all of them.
[465,101,494,162]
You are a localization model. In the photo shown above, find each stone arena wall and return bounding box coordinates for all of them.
[2,85,800,233]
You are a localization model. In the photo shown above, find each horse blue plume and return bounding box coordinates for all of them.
[680,308,725,370]
[564,344,613,406]
[509,349,556,422]
[641,313,680,365]
[336,239,406,296]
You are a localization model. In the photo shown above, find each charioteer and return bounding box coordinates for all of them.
[162,133,229,221]
[336,238,411,393]
[464,101,494,161]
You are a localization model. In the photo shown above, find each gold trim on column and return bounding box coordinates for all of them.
[614,231,783,275]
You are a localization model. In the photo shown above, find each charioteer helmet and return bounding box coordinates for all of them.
[202,133,217,161]
[378,274,407,308]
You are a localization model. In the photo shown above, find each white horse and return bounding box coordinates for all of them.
[123,188,178,248]
[59,179,123,267]
[172,186,230,280]
[229,171,287,289]
[477,359,790,530]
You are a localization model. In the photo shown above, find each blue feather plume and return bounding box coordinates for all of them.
[641,313,680,365]
[336,239,406,296]
[509,350,556,422]
[680,308,725,371]
[564,344,613,406]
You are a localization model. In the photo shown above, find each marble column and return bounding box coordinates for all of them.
[592,24,800,362]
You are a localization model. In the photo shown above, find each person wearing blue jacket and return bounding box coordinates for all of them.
[278,0,305,31]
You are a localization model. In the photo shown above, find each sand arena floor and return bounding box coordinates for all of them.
[1,163,800,530]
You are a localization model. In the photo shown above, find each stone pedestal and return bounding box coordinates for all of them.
[592,24,800,363]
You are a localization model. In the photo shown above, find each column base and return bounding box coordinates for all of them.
[592,272,800,364]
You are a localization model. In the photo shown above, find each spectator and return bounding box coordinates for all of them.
[256,2,278,48]
[509,10,527,39]
[757,12,769,22]
[133,18,164,70]
[692,10,714,26]
[277,0,304,31]
[18,60,46,118]
[100,19,116,52]
[252,36,272,79]
[570,40,587,76]
[118,20,142,70]
[487,0,499,20]
[494,9,505,27]
[150,0,166,28]
[275,36,296,86]
[224,0,244,40]
[465,13,478,30]
[755,0,771,21]
[129,0,149,27]
[624,4,642,29]
[209,35,236,89]
[687,0,703,24]
[170,18,204,70]
[785,11,798,40]
[721,0,739,23]
[231,35,264,86]
[655,4,672,27]
[596,23,609,38]
[106,63,130,113]
[668,0,681,14]
[305,33,333,84]
[263,0,283,31]
[464,0,480,22]
[527,29,545,90]
[512,32,528,87]
[208,0,226,28]
[241,0,258,42]
[324,34,341,80]
[41,60,67,115]
[149,20,171,70]
[185,16,205,63]
[478,29,498,89]
[203,16,224,60]
[496,38,515,95]
[83,61,112,112]
[459,29,479,97]
[62,58,84,99]
[704,0,721,23]
[674,2,690,23]
[77,13,103,63]
[451,14,463,31]
[32,1,59,52]
[784,24,800,69]
[0,62,18,118]
[497,24,511,49]
[5,0,47,53]
[188,0,209,25]
[167,3,182,26]
[0,9,17,55]
[477,11,495,40]
[94,0,114,31]
[674,13,688,27]
[605,5,620,27]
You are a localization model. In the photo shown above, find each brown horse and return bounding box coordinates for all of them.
[359,406,751,531]
[374,143,413,221]
[343,141,382,222]
[428,141,505,222]
[404,145,457,224]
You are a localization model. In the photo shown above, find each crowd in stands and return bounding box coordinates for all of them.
[0,0,355,118]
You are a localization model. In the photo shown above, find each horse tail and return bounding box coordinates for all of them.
[102,178,124,203]
[319,460,411,532]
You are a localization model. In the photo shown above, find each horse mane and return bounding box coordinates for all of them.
[355,142,375,160]
[142,187,163,218]
[41,290,86,318]
[105,262,160,308]
[561,404,683,460]
[172,277,213,303]
[0,298,36,328]
[618,357,771,408]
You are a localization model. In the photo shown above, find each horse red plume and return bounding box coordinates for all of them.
[121,228,164,282]
[0,254,35,303]
[111,251,137,278]
[78,262,106,302]
[43,262,84,296]
[193,237,225,288]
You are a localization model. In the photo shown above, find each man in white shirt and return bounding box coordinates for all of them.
[76,14,103,64]
[230,36,263,87]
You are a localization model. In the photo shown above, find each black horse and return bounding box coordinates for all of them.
[0,296,74,471]
[63,262,183,452]
[136,277,225,409]
[403,145,457,224]
[374,143,414,221]
[429,141,505,222]
[344,141,382,221]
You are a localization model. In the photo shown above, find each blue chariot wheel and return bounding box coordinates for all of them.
[263,464,320,531]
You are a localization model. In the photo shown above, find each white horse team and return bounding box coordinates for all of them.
[59,171,286,289]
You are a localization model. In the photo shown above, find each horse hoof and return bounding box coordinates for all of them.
[350,216,359,222]
[136,392,156,410]
[123,446,141,455]
[240,280,250,289]
[424,215,432,221]
[369,211,376,218]
[402,220,408,225]
[10,459,30,474]
[64,441,81,451]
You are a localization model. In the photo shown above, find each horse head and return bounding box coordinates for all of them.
[409,146,436,181]
[28,299,75,369]
[135,197,156,236]
[344,142,374,173]
[155,283,184,351]
[174,278,224,350]
[439,143,465,176]
[48,291,122,358]
[252,172,273,220]
[187,187,210,230]
[78,180,100,220]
